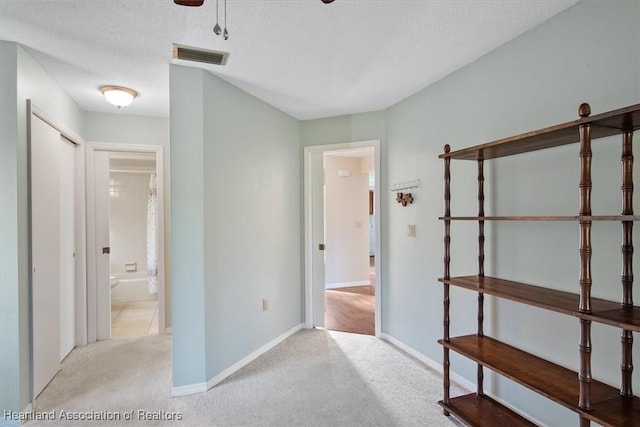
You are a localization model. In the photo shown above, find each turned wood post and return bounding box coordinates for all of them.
[443,144,451,412]
[477,158,485,396]
[620,130,634,397]
[578,103,593,411]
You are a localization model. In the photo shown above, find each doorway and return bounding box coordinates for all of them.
[304,140,381,337]
[86,143,165,342]
[108,152,159,338]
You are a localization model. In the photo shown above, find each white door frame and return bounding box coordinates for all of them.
[85,142,166,341]
[304,140,381,337]
[27,101,86,405]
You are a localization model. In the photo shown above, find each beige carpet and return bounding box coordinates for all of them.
[29,329,465,426]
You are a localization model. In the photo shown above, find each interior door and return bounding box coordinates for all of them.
[59,136,76,360]
[31,115,61,396]
[311,152,326,328]
[94,151,111,340]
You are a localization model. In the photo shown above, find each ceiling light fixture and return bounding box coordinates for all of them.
[100,85,138,109]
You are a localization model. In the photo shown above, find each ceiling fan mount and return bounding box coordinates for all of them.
[174,0,204,6]
[174,0,334,5]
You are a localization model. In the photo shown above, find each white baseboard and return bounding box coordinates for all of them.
[205,323,302,389]
[325,280,370,290]
[380,333,545,426]
[171,323,303,397]
[170,381,208,397]
[379,333,475,391]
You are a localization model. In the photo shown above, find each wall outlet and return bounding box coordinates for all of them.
[407,224,416,237]
[262,298,269,311]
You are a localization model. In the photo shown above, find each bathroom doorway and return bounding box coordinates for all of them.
[108,152,159,338]
[86,142,165,342]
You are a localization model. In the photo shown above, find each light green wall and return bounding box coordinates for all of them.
[301,110,386,147]
[0,41,23,422]
[201,70,302,379]
[170,66,302,386]
[169,65,207,386]
[84,112,172,327]
[384,0,640,424]
[1,41,84,420]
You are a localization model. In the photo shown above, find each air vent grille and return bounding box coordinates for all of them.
[172,44,228,66]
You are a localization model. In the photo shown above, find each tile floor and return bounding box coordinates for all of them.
[110,300,159,339]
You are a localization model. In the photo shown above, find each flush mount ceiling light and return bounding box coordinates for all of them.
[100,85,138,109]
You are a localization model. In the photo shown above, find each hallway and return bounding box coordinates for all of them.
[324,256,375,335]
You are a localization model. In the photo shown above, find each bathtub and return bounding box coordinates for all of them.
[110,274,157,302]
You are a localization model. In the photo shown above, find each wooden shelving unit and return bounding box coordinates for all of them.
[438,103,640,426]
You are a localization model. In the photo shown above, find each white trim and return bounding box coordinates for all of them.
[171,323,303,397]
[380,333,545,426]
[29,102,83,144]
[380,333,474,392]
[170,381,208,398]
[85,142,167,343]
[325,280,370,290]
[304,140,382,337]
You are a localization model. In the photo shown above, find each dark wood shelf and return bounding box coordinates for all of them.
[439,215,640,221]
[439,104,640,160]
[439,335,640,427]
[439,102,640,425]
[439,276,640,331]
[438,394,537,427]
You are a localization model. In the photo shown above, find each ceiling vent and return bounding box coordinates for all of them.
[172,44,228,66]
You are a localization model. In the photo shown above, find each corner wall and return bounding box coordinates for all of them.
[170,65,302,388]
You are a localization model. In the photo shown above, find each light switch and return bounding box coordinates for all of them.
[263,298,269,311]
[407,224,416,237]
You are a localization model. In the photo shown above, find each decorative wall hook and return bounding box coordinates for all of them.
[390,179,421,192]
[396,192,413,206]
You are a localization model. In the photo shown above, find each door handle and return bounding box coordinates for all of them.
[102,247,110,254]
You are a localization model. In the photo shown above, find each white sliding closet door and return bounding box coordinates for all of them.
[31,115,77,396]
[31,115,62,397]
[59,136,76,361]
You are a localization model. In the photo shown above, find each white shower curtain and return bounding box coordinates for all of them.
[147,173,158,294]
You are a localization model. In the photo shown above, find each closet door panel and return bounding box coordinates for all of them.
[59,136,76,361]
[31,115,61,397]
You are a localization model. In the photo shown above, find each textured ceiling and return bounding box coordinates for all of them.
[0,0,578,120]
